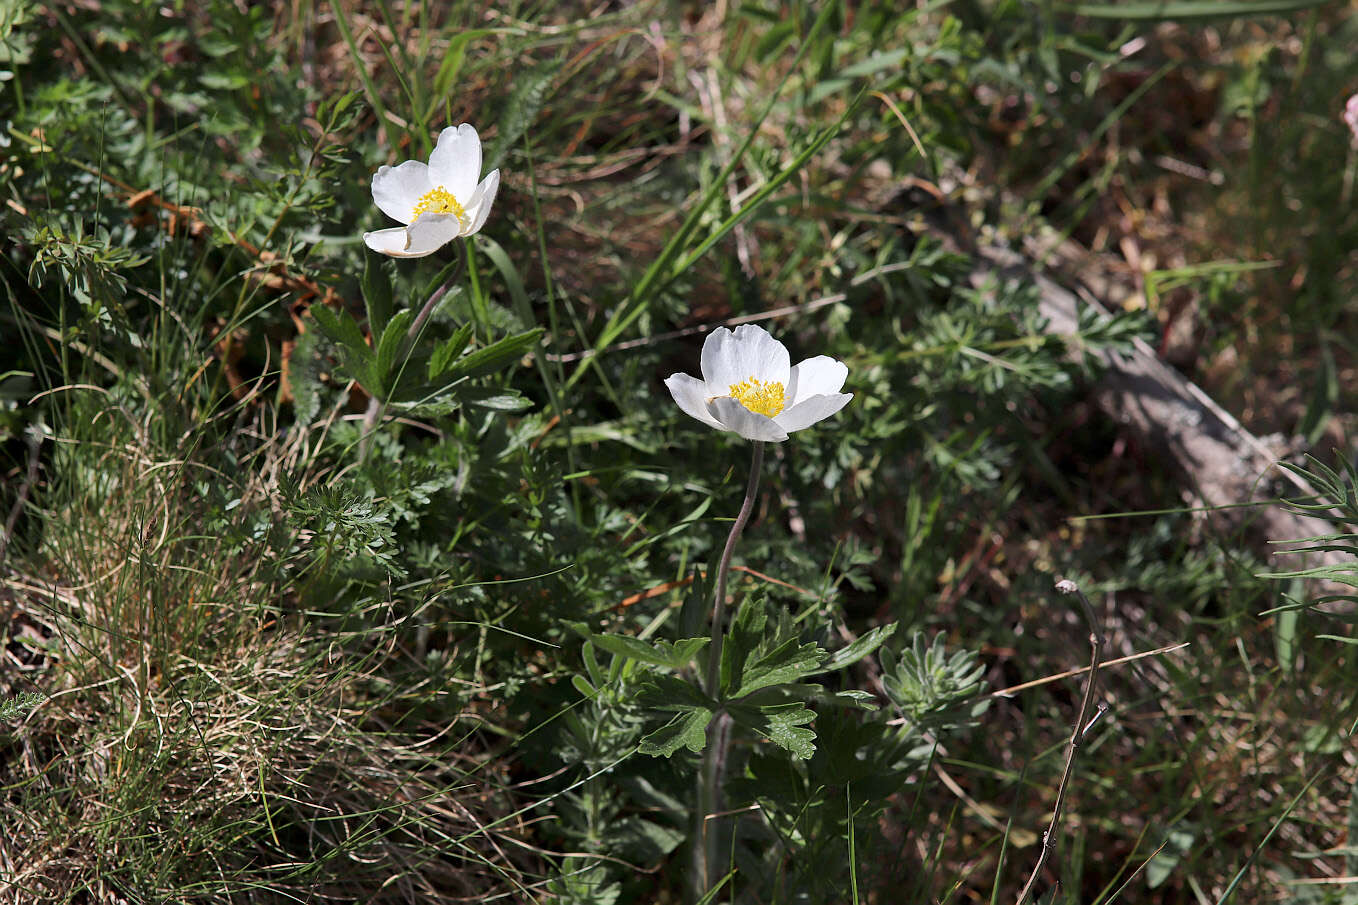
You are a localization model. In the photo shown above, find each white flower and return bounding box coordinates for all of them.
[362,123,500,258]
[664,324,852,442]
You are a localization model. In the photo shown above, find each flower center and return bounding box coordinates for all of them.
[728,376,785,417]
[410,185,467,225]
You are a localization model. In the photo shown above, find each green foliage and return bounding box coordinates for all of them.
[1263,455,1358,640]
[307,298,542,412]
[280,476,402,579]
[21,222,149,310]
[590,632,710,671]
[0,691,42,721]
[881,632,991,734]
[4,0,1345,902]
[621,596,894,760]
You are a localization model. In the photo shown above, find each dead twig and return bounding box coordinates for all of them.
[1016,578,1108,905]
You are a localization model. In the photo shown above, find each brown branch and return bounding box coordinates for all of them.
[969,238,1344,587]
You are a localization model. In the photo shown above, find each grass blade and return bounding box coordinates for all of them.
[1068,0,1338,18]
[1214,767,1326,904]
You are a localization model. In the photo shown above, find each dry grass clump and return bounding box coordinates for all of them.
[0,398,537,903]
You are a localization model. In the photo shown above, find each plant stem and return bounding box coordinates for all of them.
[1015,578,1107,905]
[357,250,464,464]
[705,441,764,698]
[695,711,731,899]
[403,275,457,358]
[694,440,764,901]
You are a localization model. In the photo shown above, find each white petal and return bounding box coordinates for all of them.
[402,213,464,256]
[363,214,463,258]
[664,373,722,429]
[427,124,482,207]
[707,396,789,442]
[363,226,416,256]
[462,169,500,236]
[772,393,853,433]
[371,160,432,225]
[786,356,848,407]
[700,324,790,393]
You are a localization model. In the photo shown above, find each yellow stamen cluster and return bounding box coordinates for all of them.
[728,376,786,417]
[411,186,467,225]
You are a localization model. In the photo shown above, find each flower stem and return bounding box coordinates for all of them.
[694,440,764,900]
[357,248,465,465]
[705,441,764,698]
[403,277,457,359]
[404,241,468,360]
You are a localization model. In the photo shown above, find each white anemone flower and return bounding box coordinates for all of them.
[362,123,500,258]
[664,324,852,442]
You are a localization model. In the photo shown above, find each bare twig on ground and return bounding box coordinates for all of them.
[1016,578,1107,905]
[968,237,1347,586]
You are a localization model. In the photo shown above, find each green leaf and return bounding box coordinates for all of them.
[592,633,673,668]
[591,634,710,671]
[460,388,532,412]
[762,705,817,759]
[1274,579,1301,674]
[387,390,464,418]
[1067,0,1337,18]
[448,328,544,379]
[612,817,686,861]
[882,633,990,732]
[817,689,880,711]
[734,638,826,699]
[428,323,475,379]
[310,305,376,389]
[310,304,368,359]
[823,622,898,672]
[477,236,535,330]
[287,329,323,426]
[0,691,43,721]
[200,71,248,90]
[754,20,796,62]
[638,673,716,712]
[729,701,817,759]
[361,254,393,336]
[374,309,415,394]
[638,707,713,757]
[571,674,596,699]
[720,596,769,698]
[582,641,604,687]
[1147,826,1197,888]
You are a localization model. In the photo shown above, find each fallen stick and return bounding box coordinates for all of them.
[969,239,1343,578]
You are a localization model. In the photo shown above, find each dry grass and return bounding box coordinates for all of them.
[0,399,540,903]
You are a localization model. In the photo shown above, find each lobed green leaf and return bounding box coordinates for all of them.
[638,708,713,757]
